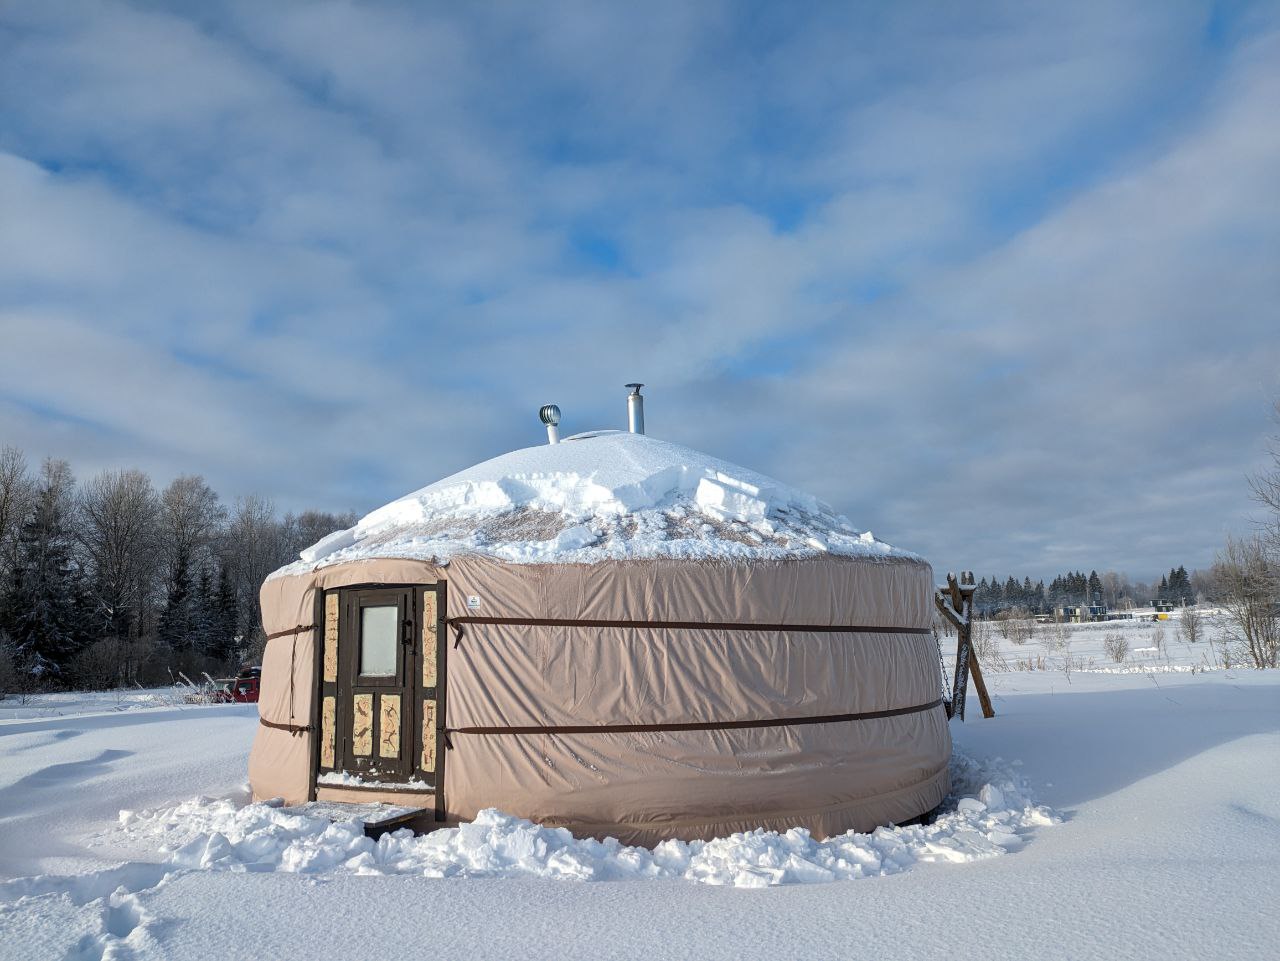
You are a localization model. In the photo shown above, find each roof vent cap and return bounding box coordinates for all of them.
[539,404,561,444]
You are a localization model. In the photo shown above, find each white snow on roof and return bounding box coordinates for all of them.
[275,431,919,575]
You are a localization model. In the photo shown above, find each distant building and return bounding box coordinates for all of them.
[1053,603,1121,623]
[1056,605,1098,623]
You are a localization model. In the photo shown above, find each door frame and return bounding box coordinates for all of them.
[309,580,447,820]
[338,586,415,781]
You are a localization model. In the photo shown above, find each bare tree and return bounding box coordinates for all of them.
[1103,634,1128,664]
[224,495,291,655]
[1248,398,1280,551]
[1041,616,1070,653]
[1009,608,1034,645]
[159,475,227,579]
[280,509,358,560]
[77,469,161,642]
[1100,571,1125,610]
[1212,536,1279,669]
[994,606,1034,645]
[1209,397,1280,670]
[0,446,35,578]
[69,635,155,690]
[993,609,1012,640]
[1179,605,1203,645]
[969,617,1008,673]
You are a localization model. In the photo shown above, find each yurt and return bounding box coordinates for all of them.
[249,392,950,845]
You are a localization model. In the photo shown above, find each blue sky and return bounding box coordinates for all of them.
[1,0,1278,579]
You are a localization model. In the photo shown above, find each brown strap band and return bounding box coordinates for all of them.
[259,717,314,735]
[265,623,316,641]
[447,616,931,635]
[447,698,944,737]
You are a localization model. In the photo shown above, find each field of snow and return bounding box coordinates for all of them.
[1,666,1277,960]
[965,606,1245,676]
[0,687,219,723]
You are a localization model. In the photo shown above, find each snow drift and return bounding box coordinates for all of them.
[120,753,1056,888]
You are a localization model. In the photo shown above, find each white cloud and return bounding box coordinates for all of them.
[0,0,1276,577]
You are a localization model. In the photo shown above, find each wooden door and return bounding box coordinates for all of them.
[316,583,446,797]
[337,587,415,782]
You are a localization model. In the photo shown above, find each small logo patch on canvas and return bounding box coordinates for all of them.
[466,595,482,610]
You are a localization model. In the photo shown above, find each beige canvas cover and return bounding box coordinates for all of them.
[250,553,950,846]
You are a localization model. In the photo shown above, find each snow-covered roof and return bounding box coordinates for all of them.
[274,431,919,576]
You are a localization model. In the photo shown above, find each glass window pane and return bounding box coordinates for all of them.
[360,606,398,676]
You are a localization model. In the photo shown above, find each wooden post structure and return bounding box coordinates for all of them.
[934,570,995,720]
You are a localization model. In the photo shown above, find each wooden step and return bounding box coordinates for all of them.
[284,800,427,838]
[315,783,435,811]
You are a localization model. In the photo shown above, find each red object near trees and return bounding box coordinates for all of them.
[224,676,260,702]
[216,667,262,703]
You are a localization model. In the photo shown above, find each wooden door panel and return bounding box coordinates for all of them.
[338,588,413,781]
[351,693,374,757]
[315,582,445,804]
[378,693,402,758]
[421,699,437,773]
[414,585,446,788]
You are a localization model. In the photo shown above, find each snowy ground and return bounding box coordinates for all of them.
[0,687,220,723]
[967,605,1246,675]
[1,668,1277,960]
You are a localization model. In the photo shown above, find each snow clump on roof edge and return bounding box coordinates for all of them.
[273,431,921,577]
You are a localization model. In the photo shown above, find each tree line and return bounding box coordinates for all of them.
[0,446,355,693]
[5,401,1280,691]
[971,565,1200,618]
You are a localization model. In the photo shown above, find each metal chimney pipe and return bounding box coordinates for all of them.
[539,404,561,444]
[625,383,645,434]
